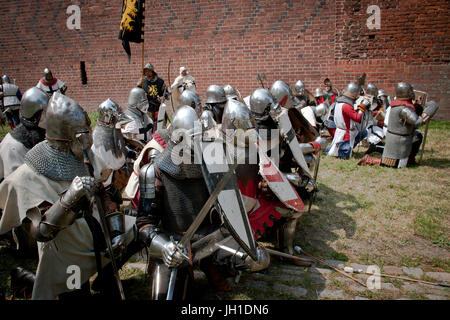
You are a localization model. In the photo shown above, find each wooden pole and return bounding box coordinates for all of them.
[418,119,430,164]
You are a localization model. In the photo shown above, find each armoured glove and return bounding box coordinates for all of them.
[162,239,185,268]
[61,176,97,208]
[139,227,186,268]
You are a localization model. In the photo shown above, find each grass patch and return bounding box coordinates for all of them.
[413,207,449,248]
[326,251,349,261]
[431,258,450,272]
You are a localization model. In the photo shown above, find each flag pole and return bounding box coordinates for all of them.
[141,0,145,76]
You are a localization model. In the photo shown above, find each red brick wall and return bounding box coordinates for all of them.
[0,0,448,120]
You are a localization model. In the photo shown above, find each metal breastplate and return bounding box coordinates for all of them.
[159,170,210,233]
[387,106,415,137]
[2,84,20,106]
[24,141,89,181]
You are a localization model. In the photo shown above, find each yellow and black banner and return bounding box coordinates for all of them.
[118,0,145,59]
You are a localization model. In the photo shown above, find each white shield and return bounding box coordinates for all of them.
[273,108,313,178]
[193,130,258,260]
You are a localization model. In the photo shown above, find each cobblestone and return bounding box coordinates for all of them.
[318,289,346,299]
[424,272,450,283]
[402,267,424,279]
[273,283,308,298]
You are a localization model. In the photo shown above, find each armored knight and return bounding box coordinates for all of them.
[314,88,326,105]
[121,87,153,146]
[249,88,327,258]
[358,83,439,168]
[293,80,316,110]
[136,106,233,299]
[323,78,338,104]
[1,74,22,129]
[0,87,48,182]
[327,82,367,159]
[203,85,228,123]
[223,84,244,104]
[35,68,67,96]
[0,93,135,299]
[179,89,202,116]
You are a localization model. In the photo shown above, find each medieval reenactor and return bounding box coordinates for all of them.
[0,87,48,182]
[35,68,67,97]
[171,67,196,93]
[323,78,338,104]
[0,74,22,129]
[293,80,316,109]
[314,88,326,105]
[179,89,202,116]
[327,82,368,159]
[358,83,439,167]
[138,63,168,121]
[203,85,228,123]
[121,87,153,147]
[249,86,327,259]
[0,93,136,299]
[136,106,264,299]
[0,87,48,258]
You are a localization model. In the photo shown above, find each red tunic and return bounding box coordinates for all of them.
[341,103,363,141]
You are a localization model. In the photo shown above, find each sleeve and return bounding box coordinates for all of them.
[342,103,363,123]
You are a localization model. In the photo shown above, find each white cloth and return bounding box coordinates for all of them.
[121,114,153,143]
[124,138,165,199]
[36,79,65,95]
[300,106,317,128]
[327,102,358,157]
[0,164,135,299]
[0,133,29,181]
[171,74,196,110]
[383,106,391,136]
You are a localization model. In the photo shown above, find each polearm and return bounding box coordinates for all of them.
[76,132,126,300]
[166,161,239,300]
[307,149,322,214]
[167,58,175,115]
[294,246,366,288]
[257,73,267,90]
[418,119,430,164]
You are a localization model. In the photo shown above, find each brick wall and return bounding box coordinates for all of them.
[0,0,448,120]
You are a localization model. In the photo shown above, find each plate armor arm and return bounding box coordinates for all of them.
[400,107,422,128]
[137,163,183,268]
[27,176,96,242]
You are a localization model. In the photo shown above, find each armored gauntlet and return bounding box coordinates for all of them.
[29,176,97,242]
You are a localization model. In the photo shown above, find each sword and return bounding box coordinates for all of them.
[166,161,239,300]
[76,132,126,300]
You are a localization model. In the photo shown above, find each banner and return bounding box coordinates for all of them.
[118,0,145,60]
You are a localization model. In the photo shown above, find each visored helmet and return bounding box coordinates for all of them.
[249,88,276,121]
[128,87,149,112]
[205,85,227,104]
[98,98,121,126]
[395,82,415,100]
[293,80,305,96]
[20,87,49,127]
[224,84,238,100]
[270,80,296,108]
